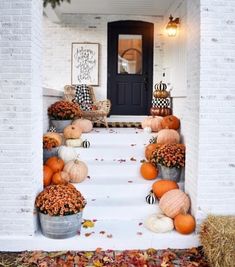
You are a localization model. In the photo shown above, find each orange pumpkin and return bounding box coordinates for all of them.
[45,156,64,173]
[174,214,196,234]
[141,116,163,132]
[63,124,82,139]
[140,162,158,180]
[159,189,190,218]
[145,143,161,161]
[157,129,180,144]
[161,115,180,130]
[51,171,70,185]
[152,180,179,199]
[43,165,53,187]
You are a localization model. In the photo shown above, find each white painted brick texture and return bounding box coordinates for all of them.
[0,0,43,236]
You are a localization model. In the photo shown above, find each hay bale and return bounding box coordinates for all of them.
[200,215,235,267]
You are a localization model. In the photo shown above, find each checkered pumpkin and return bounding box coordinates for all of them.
[152,98,170,108]
[73,85,93,111]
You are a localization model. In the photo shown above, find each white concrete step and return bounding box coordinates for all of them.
[0,219,199,251]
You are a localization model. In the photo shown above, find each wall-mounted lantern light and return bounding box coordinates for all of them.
[166,15,180,37]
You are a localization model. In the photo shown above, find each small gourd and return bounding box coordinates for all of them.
[145,190,156,204]
[82,140,90,148]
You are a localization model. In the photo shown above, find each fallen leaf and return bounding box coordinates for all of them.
[137,232,143,235]
[107,234,113,238]
[138,222,143,226]
[131,144,137,146]
[128,180,133,183]
[99,231,106,235]
[85,232,94,237]
[82,220,95,228]
[130,157,137,161]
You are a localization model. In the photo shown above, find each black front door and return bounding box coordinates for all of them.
[108,21,154,115]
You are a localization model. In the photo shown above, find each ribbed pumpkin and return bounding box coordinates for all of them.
[157,129,180,144]
[174,214,196,234]
[161,115,180,130]
[45,156,64,173]
[72,119,93,133]
[145,143,161,161]
[159,189,190,218]
[43,132,63,146]
[141,116,163,132]
[152,180,179,199]
[58,146,77,163]
[51,171,70,185]
[43,165,53,187]
[140,162,158,180]
[63,159,88,183]
[63,124,82,139]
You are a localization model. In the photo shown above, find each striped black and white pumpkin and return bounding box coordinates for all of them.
[155,81,167,91]
[82,140,90,148]
[146,190,156,204]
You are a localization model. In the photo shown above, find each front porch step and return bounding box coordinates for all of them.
[107,115,147,122]
[0,219,199,251]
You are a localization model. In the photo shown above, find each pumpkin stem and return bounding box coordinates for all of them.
[75,154,80,164]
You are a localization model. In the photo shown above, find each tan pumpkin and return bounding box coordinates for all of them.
[72,119,93,133]
[43,132,63,146]
[141,116,163,132]
[161,115,180,130]
[65,138,83,147]
[152,180,179,199]
[174,214,196,234]
[157,129,180,144]
[51,171,70,185]
[159,189,190,218]
[63,159,88,183]
[63,125,82,139]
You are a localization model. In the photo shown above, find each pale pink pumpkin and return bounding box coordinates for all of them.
[72,119,93,133]
[141,116,163,132]
[63,159,88,183]
[157,129,180,144]
[159,189,190,218]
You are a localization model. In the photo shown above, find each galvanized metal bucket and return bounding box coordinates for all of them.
[43,147,59,163]
[159,165,181,182]
[50,119,73,133]
[39,212,83,239]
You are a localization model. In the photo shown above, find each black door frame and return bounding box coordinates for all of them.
[107,20,154,115]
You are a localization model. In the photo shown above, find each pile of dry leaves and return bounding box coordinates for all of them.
[0,247,209,267]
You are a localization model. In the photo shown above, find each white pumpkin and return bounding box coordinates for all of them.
[144,127,152,133]
[58,146,77,163]
[65,138,83,147]
[63,159,88,183]
[144,213,174,233]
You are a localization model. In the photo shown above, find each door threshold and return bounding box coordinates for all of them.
[107,115,147,122]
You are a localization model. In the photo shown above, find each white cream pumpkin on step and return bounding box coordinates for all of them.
[58,146,77,163]
[63,159,88,183]
[144,213,174,233]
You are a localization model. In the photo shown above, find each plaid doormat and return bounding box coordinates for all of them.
[93,122,142,128]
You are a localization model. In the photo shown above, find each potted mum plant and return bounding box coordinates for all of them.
[35,184,86,239]
[151,143,185,182]
[48,100,82,132]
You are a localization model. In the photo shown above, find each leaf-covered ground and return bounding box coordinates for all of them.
[0,247,209,267]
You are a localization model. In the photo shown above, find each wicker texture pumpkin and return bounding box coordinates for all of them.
[51,171,70,185]
[141,116,163,132]
[58,146,77,163]
[150,107,172,117]
[72,119,93,133]
[63,125,82,139]
[43,165,53,187]
[157,129,180,144]
[174,214,196,234]
[140,162,158,180]
[63,159,88,183]
[45,157,64,173]
[152,180,179,199]
[161,115,180,130]
[159,189,190,218]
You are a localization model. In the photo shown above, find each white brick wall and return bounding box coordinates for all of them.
[42,14,164,100]
[0,0,43,236]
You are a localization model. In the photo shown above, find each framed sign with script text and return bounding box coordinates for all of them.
[71,43,99,86]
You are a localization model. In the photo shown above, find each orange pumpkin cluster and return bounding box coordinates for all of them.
[151,143,185,168]
[35,184,86,216]
[48,100,82,120]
